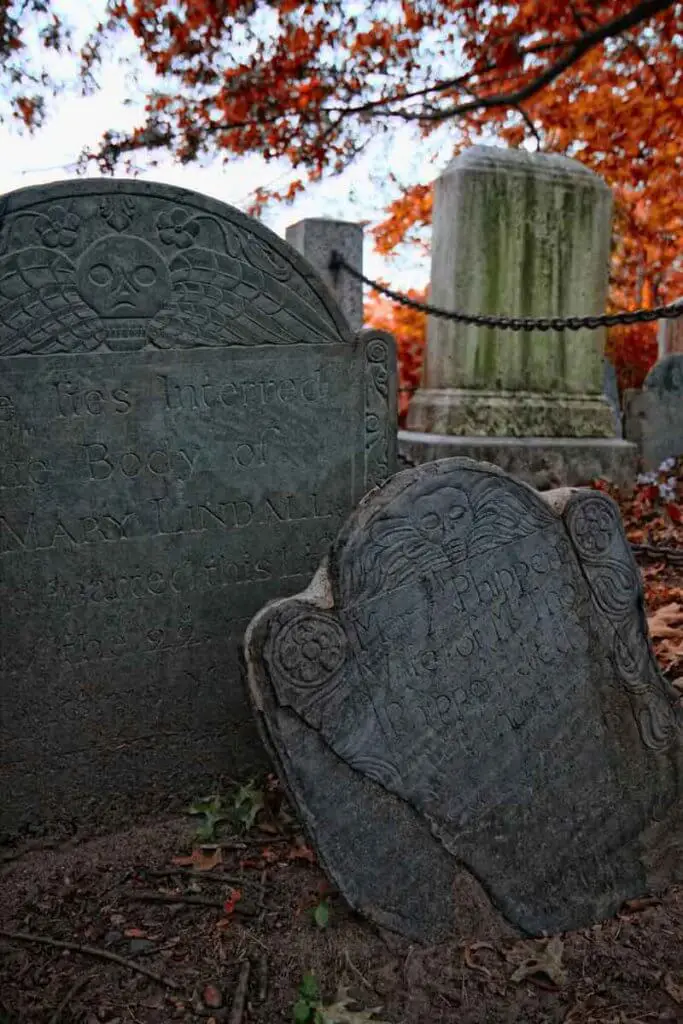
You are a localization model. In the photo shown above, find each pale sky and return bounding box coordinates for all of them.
[0,2,451,292]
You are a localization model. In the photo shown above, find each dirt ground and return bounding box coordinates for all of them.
[1,801,683,1024]
[2,509,682,1024]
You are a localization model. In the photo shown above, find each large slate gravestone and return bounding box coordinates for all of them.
[0,180,396,835]
[624,354,683,470]
[245,458,683,941]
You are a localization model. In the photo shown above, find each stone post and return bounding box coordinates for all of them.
[401,145,636,488]
[658,299,683,358]
[286,218,364,332]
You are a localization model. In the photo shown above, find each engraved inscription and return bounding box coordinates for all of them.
[157,372,330,411]
[0,179,396,834]
[82,443,201,482]
[0,489,343,556]
[53,381,132,417]
[248,460,683,942]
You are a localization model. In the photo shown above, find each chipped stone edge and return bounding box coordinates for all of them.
[244,560,334,713]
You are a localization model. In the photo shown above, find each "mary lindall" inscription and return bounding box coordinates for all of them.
[0,489,342,555]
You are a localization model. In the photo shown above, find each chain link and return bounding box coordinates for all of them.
[330,251,683,332]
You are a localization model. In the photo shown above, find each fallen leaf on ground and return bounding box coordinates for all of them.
[321,986,389,1023]
[663,973,683,1004]
[202,983,223,1008]
[463,941,496,977]
[288,845,316,864]
[622,896,661,912]
[647,603,683,639]
[171,847,223,871]
[509,936,567,988]
[223,888,242,914]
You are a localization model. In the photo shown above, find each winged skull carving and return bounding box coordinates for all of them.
[0,204,344,356]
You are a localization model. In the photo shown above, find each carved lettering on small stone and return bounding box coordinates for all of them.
[246,458,683,943]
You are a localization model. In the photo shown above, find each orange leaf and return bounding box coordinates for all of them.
[648,603,683,640]
[288,844,316,864]
[171,847,223,871]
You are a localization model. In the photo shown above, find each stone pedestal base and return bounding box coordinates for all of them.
[407,388,616,438]
[398,431,637,490]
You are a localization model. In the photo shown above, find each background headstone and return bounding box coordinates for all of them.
[400,146,636,487]
[246,458,683,941]
[0,179,396,836]
[286,219,364,332]
[623,354,683,470]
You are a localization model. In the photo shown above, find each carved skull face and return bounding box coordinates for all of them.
[77,235,171,318]
[411,485,472,561]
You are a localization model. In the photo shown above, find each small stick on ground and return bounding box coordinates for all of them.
[257,868,268,925]
[228,959,251,1024]
[145,868,248,886]
[0,930,179,990]
[123,890,256,916]
[48,970,95,1024]
[344,949,375,992]
[218,835,292,850]
[257,953,268,1003]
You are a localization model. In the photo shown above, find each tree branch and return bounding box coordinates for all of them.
[363,0,676,123]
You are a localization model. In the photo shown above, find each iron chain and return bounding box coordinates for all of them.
[330,251,683,332]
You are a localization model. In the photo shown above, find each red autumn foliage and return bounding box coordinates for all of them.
[605,322,659,392]
[0,3,680,393]
[592,457,683,686]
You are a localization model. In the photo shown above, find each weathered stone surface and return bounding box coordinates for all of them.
[286,218,364,332]
[245,458,683,941]
[623,354,683,470]
[398,433,637,490]
[408,388,615,437]
[407,146,615,439]
[0,179,396,835]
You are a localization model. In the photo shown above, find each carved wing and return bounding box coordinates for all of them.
[466,476,557,558]
[148,243,345,349]
[0,248,105,356]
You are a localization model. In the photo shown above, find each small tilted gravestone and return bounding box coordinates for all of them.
[624,354,683,471]
[245,457,683,941]
[0,179,395,835]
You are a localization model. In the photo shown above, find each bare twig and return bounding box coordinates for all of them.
[123,890,256,916]
[145,868,248,886]
[228,960,251,1024]
[215,834,292,850]
[0,930,180,990]
[344,949,375,992]
[257,867,268,925]
[257,953,268,1003]
[48,970,95,1024]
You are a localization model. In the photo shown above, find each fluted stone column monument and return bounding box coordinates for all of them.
[401,146,636,487]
